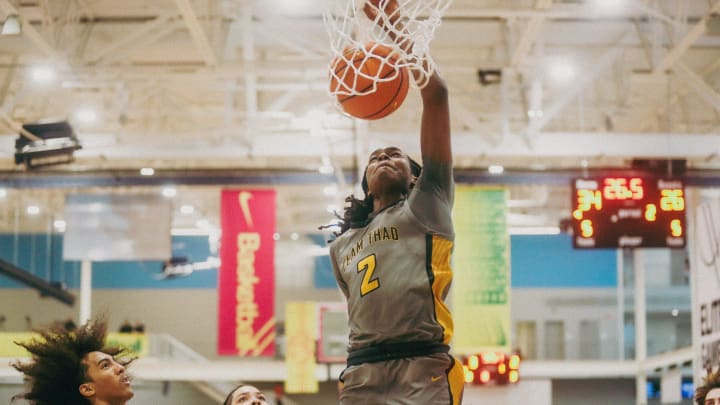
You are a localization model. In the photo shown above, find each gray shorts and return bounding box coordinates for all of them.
[339,353,465,405]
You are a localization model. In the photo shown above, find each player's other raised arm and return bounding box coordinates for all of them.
[363,0,451,165]
[419,70,451,165]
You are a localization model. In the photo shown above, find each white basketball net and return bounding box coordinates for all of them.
[324,0,452,96]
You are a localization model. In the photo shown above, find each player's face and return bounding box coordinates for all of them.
[79,351,134,404]
[228,385,268,405]
[366,147,412,196]
[706,387,720,405]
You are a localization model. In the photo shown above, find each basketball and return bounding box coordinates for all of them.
[329,42,410,120]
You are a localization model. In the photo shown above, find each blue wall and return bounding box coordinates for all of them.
[0,234,216,289]
[511,234,617,288]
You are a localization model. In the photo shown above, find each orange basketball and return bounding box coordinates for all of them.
[329,42,410,120]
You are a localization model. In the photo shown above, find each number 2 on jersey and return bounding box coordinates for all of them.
[357,254,379,296]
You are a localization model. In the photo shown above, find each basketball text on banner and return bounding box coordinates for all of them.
[693,193,720,382]
[452,186,511,353]
[218,189,276,356]
[285,301,319,394]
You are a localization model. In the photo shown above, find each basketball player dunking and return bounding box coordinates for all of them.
[327,0,465,403]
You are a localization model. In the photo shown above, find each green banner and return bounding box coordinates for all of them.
[452,186,511,354]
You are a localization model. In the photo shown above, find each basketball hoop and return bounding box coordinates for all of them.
[323,0,452,96]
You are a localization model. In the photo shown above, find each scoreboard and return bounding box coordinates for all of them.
[571,176,686,249]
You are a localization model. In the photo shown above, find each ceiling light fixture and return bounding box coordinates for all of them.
[162,187,177,198]
[75,109,97,124]
[14,120,81,168]
[527,109,544,119]
[31,66,55,83]
[488,165,504,175]
[1,14,21,36]
[548,59,577,83]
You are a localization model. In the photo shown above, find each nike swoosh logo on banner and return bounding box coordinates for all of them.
[431,375,443,382]
[238,191,254,228]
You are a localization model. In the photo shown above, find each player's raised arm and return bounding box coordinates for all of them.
[363,0,452,165]
[418,71,451,165]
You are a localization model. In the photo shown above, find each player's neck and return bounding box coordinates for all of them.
[372,192,405,213]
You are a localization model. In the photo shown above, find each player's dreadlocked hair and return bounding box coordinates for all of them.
[11,318,133,405]
[322,156,422,237]
[696,367,720,405]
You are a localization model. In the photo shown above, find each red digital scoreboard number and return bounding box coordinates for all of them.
[571,177,686,249]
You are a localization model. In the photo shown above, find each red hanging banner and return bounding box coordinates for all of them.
[218,189,276,356]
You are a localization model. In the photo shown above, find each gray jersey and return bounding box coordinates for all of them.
[330,159,455,352]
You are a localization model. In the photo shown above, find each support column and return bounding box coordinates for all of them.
[617,249,625,360]
[634,250,647,405]
[79,260,92,325]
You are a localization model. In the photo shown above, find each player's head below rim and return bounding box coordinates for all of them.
[362,146,422,199]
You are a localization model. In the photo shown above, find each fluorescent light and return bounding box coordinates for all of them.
[75,109,97,123]
[0,188,6,198]
[180,204,195,214]
[161,187,177,198]
[27,205,40,215]
[53,220,66,232]
[140,167,155,176]
[548,59,576,83]
[1,15,21,35]
[31,66,55,83]
[488,165,504,174]
[527,109,544,119]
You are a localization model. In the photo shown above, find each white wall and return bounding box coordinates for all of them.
[511,288,621,360]
[0,286,342,360]
[463,380,551,405]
